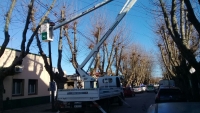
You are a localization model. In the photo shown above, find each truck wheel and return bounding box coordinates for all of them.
[99,99,111,113]
[118,99,123,106]
[118,97,123,106]
[104,99,111,113]
[118,93,124,106]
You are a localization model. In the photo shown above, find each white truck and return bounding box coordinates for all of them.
[41,0,137,112]
[57,76,124,113]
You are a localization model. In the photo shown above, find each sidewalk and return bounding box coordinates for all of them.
[3,103,58,113]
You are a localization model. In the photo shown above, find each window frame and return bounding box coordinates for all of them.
[102,78,113,83]
[28,79,38,95]
[12,79,24,96]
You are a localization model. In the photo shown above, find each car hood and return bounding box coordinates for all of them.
[147,102,200,113]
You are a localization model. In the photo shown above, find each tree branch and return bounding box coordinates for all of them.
[21,0,34,53]
[184,0,200,34]
[0,0,16,58]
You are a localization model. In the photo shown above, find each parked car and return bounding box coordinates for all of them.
[146,85,155,92]
[154,86,159,93]
[147,102,200,113]
[133,86,143,93]
[141,85,147,92]
[155,87,186,103]
[123,87,135,97]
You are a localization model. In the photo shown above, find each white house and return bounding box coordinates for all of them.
[0,48,51,110]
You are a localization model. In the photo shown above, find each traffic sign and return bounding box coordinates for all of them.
[49,82,56,91]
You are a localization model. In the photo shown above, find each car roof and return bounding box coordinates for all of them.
[159,86,180,89]
[147,85,154,86]
[133,86,140,88]
[141,85,146,87]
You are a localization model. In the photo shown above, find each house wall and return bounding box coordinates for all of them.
[0,48,51,109]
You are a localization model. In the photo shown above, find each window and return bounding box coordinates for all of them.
[12,79,24,96]
[28,79,38,95]
[103,78,113,83]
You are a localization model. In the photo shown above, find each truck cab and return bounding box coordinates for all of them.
[97,76,122,88]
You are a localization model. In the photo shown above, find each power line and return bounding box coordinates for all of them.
[66,0,98,18]
[35,0,59,19]
[76,29,94,44]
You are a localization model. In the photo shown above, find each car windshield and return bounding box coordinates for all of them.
[134,86,140,88]
[147,86,154,88]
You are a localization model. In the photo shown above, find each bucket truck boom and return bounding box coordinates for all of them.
[56,0,137,113]
[76,0,137,88]
[40,0,113,42]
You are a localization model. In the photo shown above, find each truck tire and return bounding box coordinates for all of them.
[118,98,123,106]
[118,93,124,106]
[98,99,111,113]
[103,99,111,113]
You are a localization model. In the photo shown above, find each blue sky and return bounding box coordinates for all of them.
[0,0,162,77]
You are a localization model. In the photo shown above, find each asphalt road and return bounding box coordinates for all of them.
[111,91,156,113]
[3,91,156,113]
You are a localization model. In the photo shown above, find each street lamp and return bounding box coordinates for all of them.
[189,67,195,74]
[189,67,195,96]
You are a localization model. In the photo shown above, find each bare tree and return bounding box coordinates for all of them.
[57,7,66,89]
[87,11,107,76]
[0,0,57,111]
[184,0,200,34]
[0,0,16,58]
[121,44,154,87]
[152,0,200,100]
[63,21,79,69]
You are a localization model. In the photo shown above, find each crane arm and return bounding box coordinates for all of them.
[53,0,113,30]
[76,0,137,86]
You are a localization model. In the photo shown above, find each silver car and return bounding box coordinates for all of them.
[141,85,147,91]
[133,86,142,93]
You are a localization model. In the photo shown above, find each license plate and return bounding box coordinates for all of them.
[74,105,82,108]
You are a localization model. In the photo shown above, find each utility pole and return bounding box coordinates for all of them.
[41,18,55,110]
[48,41,54,110]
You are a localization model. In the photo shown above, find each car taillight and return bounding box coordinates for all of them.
[60,103,65,108]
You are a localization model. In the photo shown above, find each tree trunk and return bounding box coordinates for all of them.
[191,73,200,101]
[0,78,4,113]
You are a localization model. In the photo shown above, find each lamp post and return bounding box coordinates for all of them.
[189,67,195,97]
[189,67,195,86]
